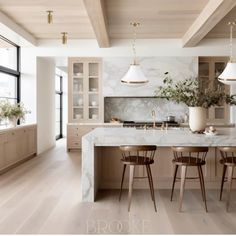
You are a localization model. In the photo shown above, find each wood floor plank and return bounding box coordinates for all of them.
[0,139,235,234]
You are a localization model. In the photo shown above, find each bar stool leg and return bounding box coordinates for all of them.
[226,166,234,211]
[220,165,227,201]
[179,165,187,212]
[197,166,204,201]
[119,164,126,201]
[199,166,208,212]
[128,165,135,212]
[146,165,154,201]
[147,164,157,212]
[171,165,178,201]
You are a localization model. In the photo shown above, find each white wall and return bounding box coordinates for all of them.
[37,57,55,154]
[17,38,236,153]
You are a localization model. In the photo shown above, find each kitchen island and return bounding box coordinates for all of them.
[82,127,236,202]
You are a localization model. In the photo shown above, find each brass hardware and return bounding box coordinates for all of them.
[61,32,68,44]
[46,10,53,24]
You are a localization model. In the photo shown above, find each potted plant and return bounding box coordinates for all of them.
[155,73,236,132]
[0,101,29,127]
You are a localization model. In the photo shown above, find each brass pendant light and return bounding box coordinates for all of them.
[218,22,236,85]
[121,22,148,85]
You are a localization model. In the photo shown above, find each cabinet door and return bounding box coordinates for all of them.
[0,134,6,169]
[28,127,36,155]
[5,131,18,166]
[19,129,28,159]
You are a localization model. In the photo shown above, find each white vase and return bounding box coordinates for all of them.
[9,117,18,127]
[189,107,207,132]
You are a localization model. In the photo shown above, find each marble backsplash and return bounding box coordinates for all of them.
[103,57,198,97]
[104,97,188,122]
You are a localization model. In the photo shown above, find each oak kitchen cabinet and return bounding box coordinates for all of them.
[67,123,122,151]
[0,124,37,173]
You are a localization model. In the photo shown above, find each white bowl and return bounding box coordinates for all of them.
[91,101,97,106]
[92,114,98,119]
[76,114,82,119]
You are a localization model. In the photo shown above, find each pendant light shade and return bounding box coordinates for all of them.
[218,62,236,85]
[218,22,236,85]
[121,63,148,85]
[121,22,148,85]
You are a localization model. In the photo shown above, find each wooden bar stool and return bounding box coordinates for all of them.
[218,147,236,211]
[171,146,208,212]
[119,145,157,212]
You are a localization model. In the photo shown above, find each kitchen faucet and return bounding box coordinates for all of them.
[151,109,156,128]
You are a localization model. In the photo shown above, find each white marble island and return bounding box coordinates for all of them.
[82,127,236,202]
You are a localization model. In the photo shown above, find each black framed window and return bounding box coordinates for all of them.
[55,75,63,140]
[0,36,20,125]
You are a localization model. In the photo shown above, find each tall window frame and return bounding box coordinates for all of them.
[55,74,63,140]
[0,35,21,104]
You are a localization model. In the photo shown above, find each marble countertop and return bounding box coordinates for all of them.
[82,127,236,147]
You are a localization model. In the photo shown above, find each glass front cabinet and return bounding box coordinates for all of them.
[199,57,230,123]
[68,58,103,123]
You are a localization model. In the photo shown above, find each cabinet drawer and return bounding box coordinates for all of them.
[6,129,25,141]
[67,138,81,148]
[0,133,7,144]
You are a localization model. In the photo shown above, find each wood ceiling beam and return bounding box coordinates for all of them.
[182,0,236,47]
[0,10,37,46]
[83,0,110,48]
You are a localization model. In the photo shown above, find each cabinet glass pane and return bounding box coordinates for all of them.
[89,108,99,120]
[89,63,99,76]
[73,63,83,76]
[215,108,224,119]
[73,94,84,107]
[215,62,225,77]
[73,108,83,119]
[199,77,209,90]
[199,62,209,76]
[73,78,83,92]
[89,77,98,91]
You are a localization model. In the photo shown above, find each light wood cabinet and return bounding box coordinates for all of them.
[0,125,37,173]
[68,57,103,123]
[199,57,230,123]
[67,123,122,151]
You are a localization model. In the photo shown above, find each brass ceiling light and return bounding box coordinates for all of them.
[61,32,68,44]
[46,10,53,24]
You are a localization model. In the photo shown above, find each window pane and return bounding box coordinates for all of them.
[0,38,17,70]
[55,121,60,137]
[0,72,17,99]
[55,75,61,91]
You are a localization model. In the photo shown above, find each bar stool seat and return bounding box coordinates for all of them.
[121,156,154,165]
[170,146,209,212]
[119,145,157,212]
[218,147,236,211]
[173,157,206,166]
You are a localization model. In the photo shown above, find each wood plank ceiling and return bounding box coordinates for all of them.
[0,0,235,47]
[0,0,95,39]
[106,0,209,39]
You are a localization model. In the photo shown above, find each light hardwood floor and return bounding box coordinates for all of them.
[0,139,236,234]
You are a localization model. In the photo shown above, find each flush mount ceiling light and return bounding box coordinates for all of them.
[61,32,68,44]
[218,22,236,85]
[121,22,148,85]
[46,10,53,24]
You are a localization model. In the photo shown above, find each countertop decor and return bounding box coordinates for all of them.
[155,73,236,132]
[0,101,30,127]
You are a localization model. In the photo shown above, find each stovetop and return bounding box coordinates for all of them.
[123,120,180,128]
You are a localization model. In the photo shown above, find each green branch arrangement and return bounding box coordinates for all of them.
[0,100,29,121]
[155,72,236,108]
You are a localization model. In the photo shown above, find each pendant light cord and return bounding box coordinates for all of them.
[131,22,140,65]
[229,22,235,62]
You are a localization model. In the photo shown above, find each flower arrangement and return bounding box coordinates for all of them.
[0,101,29,125]
[155,72,236,108]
